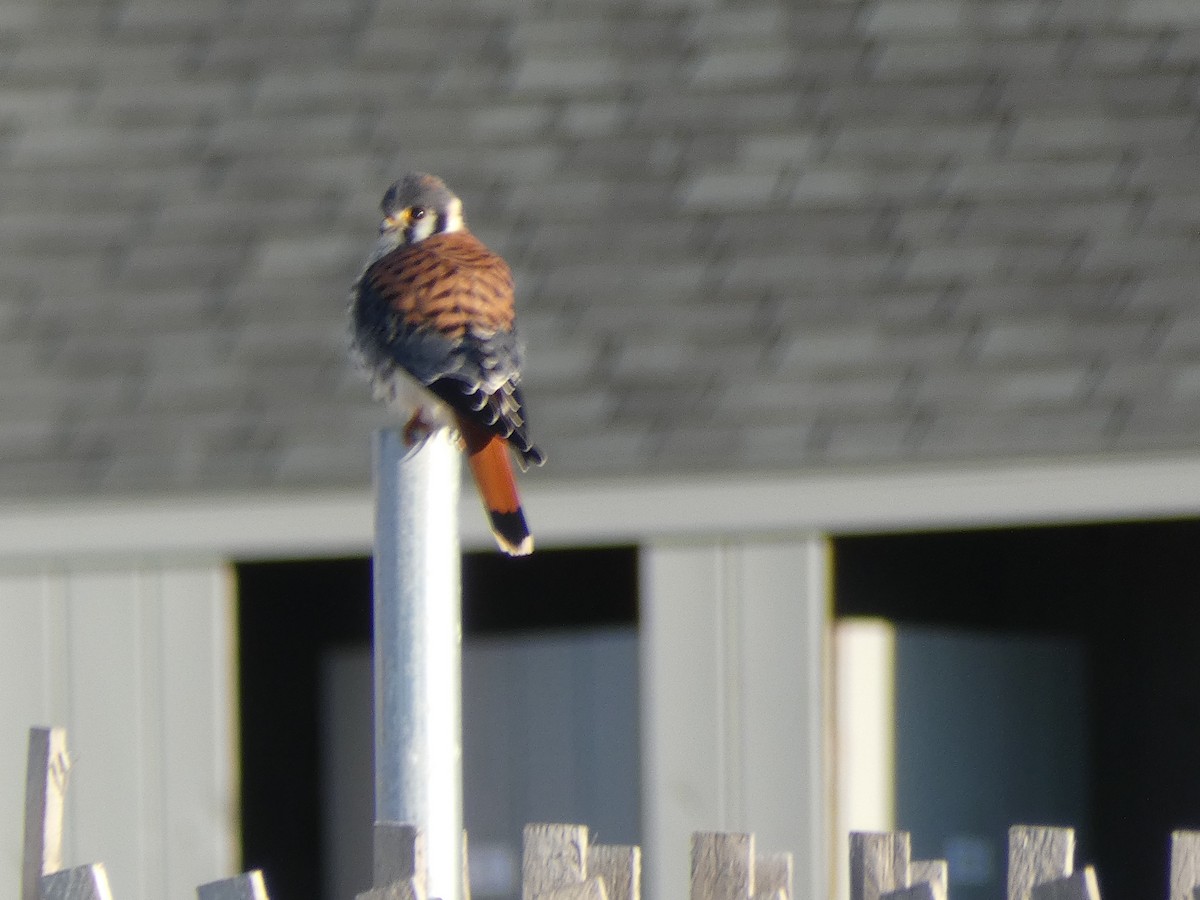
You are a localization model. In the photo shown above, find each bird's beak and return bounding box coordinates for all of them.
[380,213,404,234]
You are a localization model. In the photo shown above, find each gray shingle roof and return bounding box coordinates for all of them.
[2,0,1199,497]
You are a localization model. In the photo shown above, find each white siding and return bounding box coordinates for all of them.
[640,536,831,900]
[0,563,238,900]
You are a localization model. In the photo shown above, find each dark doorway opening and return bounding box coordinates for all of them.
[236,547,638,900]
[834,520,1200,900]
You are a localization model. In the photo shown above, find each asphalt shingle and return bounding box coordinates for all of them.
[0,0,1198,498]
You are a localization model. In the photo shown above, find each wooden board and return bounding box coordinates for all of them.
[588,845,640,900]
[1007,827,1074,900]
[523,824,589,900]
[357,880,424,900]
[691,832,754,900]
[754,851,793,900]
[198,872,269,900]
[910,860,948,900]
[1172,832,1200,900]
[541,878,609,900]
[1030,868,1100,900]
[881,883,937,900]
[43,864,113,900]
[374,823,426,893]
[22,727,69,900]
[850,832,910,900]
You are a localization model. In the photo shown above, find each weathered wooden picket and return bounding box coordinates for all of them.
[20,725,1200,900]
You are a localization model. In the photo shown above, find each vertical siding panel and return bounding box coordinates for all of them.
[641,537,832,900]
[63,570,147,900]
[640,544,725,900]
[739,538,831,900]
[43,574,72,741]
[0,572,56,895]
[0,562,236,900]
[159,566,239,891]
[136,570,167,900]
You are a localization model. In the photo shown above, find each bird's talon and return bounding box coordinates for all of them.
[402,412,434,449]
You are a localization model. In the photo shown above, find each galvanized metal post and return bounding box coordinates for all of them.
[372,428,463,900]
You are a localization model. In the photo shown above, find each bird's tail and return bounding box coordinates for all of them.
[459,419,534,556]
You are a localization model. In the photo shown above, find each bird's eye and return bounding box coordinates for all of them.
[410,207,427,220]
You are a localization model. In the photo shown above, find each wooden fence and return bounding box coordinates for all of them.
[20,726,1200,900]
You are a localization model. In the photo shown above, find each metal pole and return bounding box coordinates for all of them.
[372,428,463,900]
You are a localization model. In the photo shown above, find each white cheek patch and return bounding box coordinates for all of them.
[410,215,437,242]
[442,197,464,233]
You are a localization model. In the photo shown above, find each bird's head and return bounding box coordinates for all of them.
[376,173,464,250]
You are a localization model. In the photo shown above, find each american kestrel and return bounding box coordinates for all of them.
[351,173,545,556]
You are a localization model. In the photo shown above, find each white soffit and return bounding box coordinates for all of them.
[1,452,1199,561]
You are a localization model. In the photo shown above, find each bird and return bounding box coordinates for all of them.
[350,173,545,556]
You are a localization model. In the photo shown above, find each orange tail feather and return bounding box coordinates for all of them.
[460,420,533,556]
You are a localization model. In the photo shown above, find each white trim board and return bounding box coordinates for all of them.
[1,451,1200,560]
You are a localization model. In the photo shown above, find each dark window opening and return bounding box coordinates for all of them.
[236,547,637,900]
[835,520,1200,900]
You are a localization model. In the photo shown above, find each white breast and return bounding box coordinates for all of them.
[371,366,458,432]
